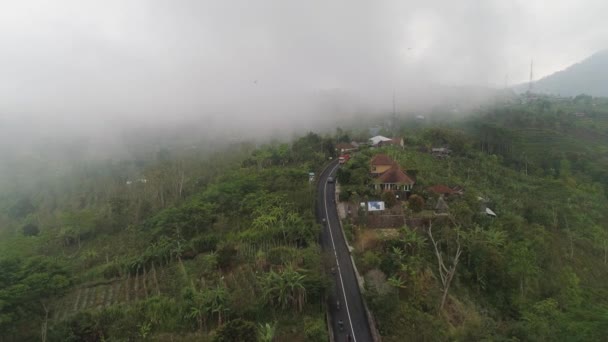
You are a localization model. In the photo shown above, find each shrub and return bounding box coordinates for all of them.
[214,319,258,342]
[191,234,219,253]
[382,192,397,208]
[22,223,39,236]
[408,195,425,213]
[339,190,352,202]
[362,251,381,271]
[267,246,295,265]
[303,317,327,342]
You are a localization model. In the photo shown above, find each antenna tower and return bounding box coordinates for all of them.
[528,59,534,93]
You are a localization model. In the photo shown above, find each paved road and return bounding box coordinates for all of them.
[316,160,373,342]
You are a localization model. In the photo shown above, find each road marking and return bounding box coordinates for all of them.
[323,163,357,342]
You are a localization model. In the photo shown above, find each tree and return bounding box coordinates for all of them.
[213,319,258,342]
[22,223,40,236]
[507,241,539,299]
[8,197,35,219]
[521,298,562,341]
[408,195,425,213]
[427,222,462,311]
[261,266,307,312]
[382,191,397,208]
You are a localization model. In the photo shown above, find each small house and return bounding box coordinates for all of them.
[369,135,393,147]
[372,164,415,192]
[369,135,404,148]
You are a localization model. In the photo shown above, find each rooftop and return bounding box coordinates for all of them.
[375,165,415,185]
[370,154,395,166]
[428,185,455,195]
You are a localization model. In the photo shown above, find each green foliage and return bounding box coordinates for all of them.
[257,321,276,342]
[0,257,71,333]
[22,222,39,236]
[303,316,327,342]
[0,136,331,341]
[213,319,258,342]
[361,250,382,271]
[8,197,35,219]
[382,191,397,208]
[407,194,424,212]
[260,266,307,312]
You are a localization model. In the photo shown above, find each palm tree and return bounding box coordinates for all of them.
[282,267,307,312]
[262,266,307,312]
[400,228,427,255]
[208,285,230,326]
[187,305,205,332]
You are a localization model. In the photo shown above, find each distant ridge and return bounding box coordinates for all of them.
[515,50,608,97]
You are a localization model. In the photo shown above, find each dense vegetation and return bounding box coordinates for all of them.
[2,94,608,341]
[336,96,608,341]
[0,133,335,341]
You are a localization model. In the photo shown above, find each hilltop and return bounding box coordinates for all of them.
[515,50,608,97]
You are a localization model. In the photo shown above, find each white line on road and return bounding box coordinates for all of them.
[324,163,357,342]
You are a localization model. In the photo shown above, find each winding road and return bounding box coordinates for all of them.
[316,160,373,342]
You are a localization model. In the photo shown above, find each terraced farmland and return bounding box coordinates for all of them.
[52,267,162,322]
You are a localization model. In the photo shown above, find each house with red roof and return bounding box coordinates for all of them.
[369,154,415,195]
[373,164,415,192]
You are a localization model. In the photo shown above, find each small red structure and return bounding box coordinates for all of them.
[339,154,351,164]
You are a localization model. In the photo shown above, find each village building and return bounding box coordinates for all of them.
[335,142,359,154]
[369,154,415,198]
[369,135,404,148]
[372,164,415,192]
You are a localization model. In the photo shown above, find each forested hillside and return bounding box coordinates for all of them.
[335,97,608,341]
[0,133,336,341]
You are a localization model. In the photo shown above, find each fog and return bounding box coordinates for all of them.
[1,0,607,158]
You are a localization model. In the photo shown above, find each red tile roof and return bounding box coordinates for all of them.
[370,154,395,166]
[428,185,457,195]
[375,165,415,185]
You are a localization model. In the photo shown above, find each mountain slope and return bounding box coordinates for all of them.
[517,50,608,97]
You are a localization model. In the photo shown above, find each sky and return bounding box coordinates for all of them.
[0,0,607,152]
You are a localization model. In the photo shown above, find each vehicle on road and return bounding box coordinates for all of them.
[336,300,341,310]
[338,320,344,331]
[327,176,334,183]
